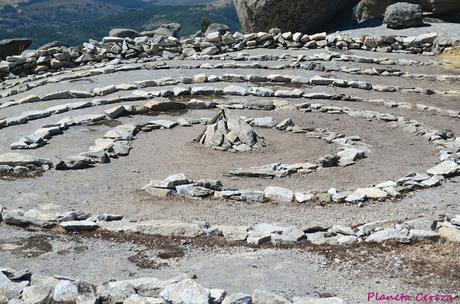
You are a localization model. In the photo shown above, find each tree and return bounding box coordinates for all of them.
[200,17,211,33]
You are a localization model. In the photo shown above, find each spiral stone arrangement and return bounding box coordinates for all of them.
[1,24,460,303]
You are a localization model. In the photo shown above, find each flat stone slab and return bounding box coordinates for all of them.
[426,161,459,176]
[60,220,99,231]
[0,153,51,167]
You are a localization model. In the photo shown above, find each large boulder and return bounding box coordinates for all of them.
[233,0,358,33]
[384,2,424,29]
[141,23,182,37]
[0,38,31,59]
[356,0,431,22]
[37,41,70,50]
[204,23,230,35]
[108,28,140,39]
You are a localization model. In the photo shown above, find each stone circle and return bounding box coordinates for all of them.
[0,23,459,304]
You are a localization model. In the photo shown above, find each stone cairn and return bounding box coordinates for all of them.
[193,110,266,152]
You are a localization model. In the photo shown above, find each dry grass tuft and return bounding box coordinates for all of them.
[439,47,460,72]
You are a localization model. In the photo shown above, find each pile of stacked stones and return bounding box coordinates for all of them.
[1,23,458,80]
[193,110,267,152]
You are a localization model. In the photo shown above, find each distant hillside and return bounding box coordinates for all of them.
[0,0,217,9]
[0,0,127,32]
[0,0,239,47]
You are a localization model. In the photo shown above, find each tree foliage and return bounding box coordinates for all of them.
[200,16,211,33]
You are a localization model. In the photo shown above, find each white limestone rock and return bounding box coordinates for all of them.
[159,279,210,304]
[264,187,293,203]
[426,161,459,176]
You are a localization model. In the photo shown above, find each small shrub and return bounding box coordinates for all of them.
[200,16,211,33]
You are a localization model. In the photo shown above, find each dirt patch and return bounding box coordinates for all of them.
[400,242,460,291]
[128,251,169,269]
[143,108,189,117]
[128,245,184,269]
[0,172,43,181]
[68,78,96,84]
[74,245,89,253]
[157,246,185,259]
[260,82,313,90]
[169,95,226,102]
[304,241,460,293]
[7,235,53,257]
[72,229,246,250]
[89,119,123,128]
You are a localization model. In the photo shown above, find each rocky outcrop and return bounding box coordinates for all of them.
[0,38,31,59]
[356,0,460,22]
[233,0,358,33]
[384,2,424,29]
